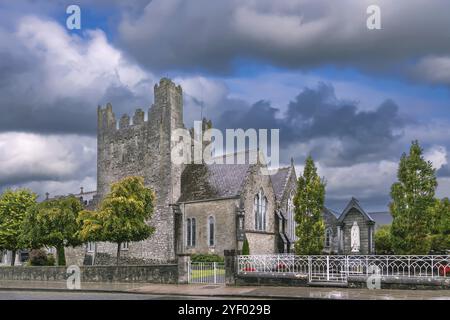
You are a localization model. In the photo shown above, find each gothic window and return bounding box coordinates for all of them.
[208,216,215,247]
[287,192,296,241]
[254,190,267,231]
[325,228,333,248]
[187,218,191,246]
[187,218,196,247]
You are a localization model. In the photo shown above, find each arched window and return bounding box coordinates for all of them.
[325,228,333,248]
[208,216,215,247]
[187,218,196,247]
[192,218,196,247]
[287,192,296,241]
[254,190,267,231]
[254,194,259,230]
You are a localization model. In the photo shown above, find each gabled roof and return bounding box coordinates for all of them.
[178,149,277,203]
[337,197,375,223]
[270,166,291,200]
[178,163,252,202]
[323,207,339,221]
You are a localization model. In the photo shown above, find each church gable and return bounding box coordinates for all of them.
[338,197,375,224]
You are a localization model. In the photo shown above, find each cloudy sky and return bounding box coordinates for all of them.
[1,0,450,211]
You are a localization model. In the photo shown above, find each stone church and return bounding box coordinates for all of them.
[14,78,390,267]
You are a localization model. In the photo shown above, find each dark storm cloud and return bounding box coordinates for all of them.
[214,82,406,166]
[437,164,450,178]
[116,0,450,84]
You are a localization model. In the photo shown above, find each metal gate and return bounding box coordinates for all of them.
[308,256,347,283]
[188,262,225,284]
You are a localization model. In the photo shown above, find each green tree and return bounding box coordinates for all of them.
[78,176,156,265]
[390,141,437,254]
[22,196,84,266]
[294,156,326,255]
[428,198,450,253]
[0,189,37,266]
[374,225,393,254]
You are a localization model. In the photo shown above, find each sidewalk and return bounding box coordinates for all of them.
[0,280,449,300]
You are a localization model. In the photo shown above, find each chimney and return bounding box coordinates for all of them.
[45,192,49,200]
[80,187,84,194]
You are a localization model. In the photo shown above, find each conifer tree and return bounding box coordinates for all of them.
[390,141,437,254]
[294,156,326,255]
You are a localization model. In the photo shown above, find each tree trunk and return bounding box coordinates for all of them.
[10,250,16,266]
[116,243,121,266]
[56,245,66,266]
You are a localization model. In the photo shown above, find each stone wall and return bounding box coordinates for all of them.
[0,265,178,283]
[182,198,238,256]
[235,273,449,290]
[236,273,308,287]
[348,275,450,290]
[241,163,277,254]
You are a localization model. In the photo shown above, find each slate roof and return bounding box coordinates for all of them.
[270,166,291,200]
[323,207,339,221]
[178,163,251,202]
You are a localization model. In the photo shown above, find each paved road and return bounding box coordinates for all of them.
[0,290,237,300]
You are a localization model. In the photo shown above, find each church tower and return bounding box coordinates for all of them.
[96,78,184,262]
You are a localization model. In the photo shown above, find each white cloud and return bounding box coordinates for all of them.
[14,15,152,107]
[0,132,96,198]
[424,145,447,170]
[414,56,450,85]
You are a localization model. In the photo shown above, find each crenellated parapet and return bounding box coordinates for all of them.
[97,105,149,135]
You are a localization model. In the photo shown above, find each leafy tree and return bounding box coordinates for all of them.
[0,189,37,266]
[78,176,155,265]
[374,225,393,254]
[241,238,250,255]
[428,198,450,253]
[390,141,437,254]
[294,156,326,255]
[22,196,84,266]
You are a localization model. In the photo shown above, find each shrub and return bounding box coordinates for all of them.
[375,225,393,254]
[28,249,55,266]
[190,253,224,263]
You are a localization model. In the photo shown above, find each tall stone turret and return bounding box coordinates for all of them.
[96,78,184,262]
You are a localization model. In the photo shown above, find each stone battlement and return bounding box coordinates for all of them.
[98,78,182,134]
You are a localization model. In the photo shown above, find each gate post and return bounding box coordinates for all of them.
[224,250,240,286]
[326,256,330,281]
[177,253,191,284]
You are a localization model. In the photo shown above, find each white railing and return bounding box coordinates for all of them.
[238,255,449,281]
[188,262,225,284]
